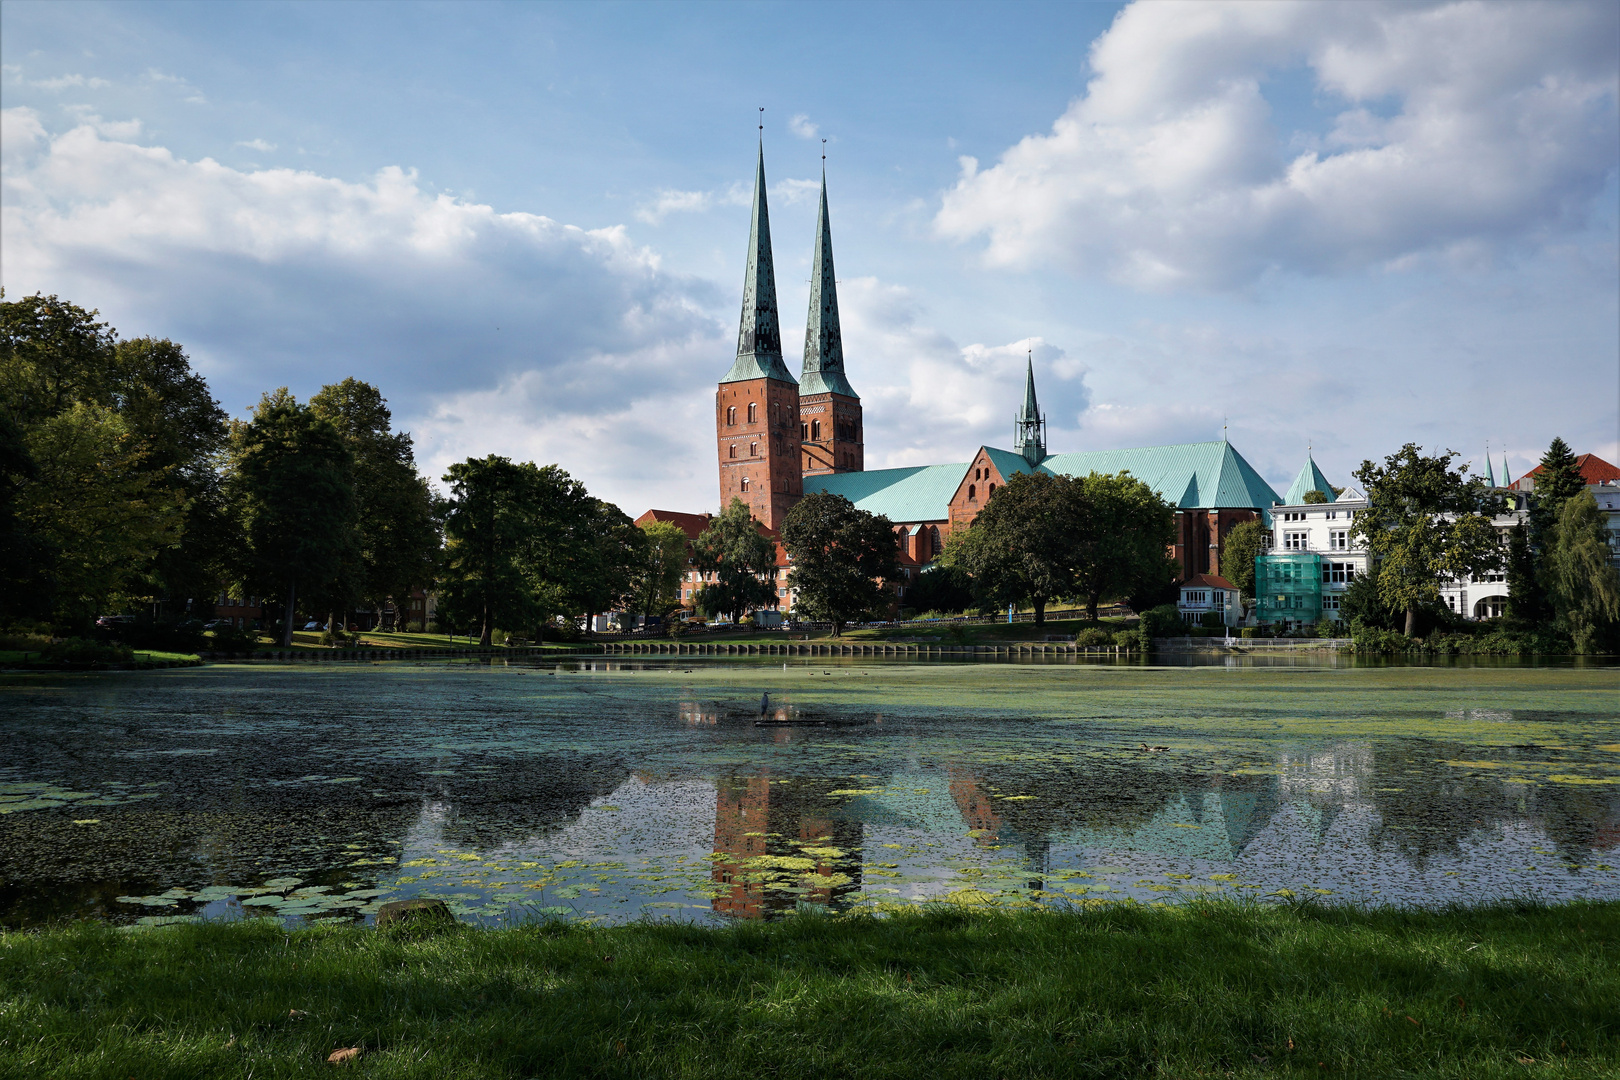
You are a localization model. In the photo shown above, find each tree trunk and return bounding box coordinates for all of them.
[1034,597,1046,625]
[329,611,338,640]
[1087,590,1100,622]
[1404,606,1418,637]
[479,600,493,647]
[282,576,297,647]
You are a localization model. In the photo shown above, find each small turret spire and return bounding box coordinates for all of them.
[1014,350,1046,465]
[720,124,795,385]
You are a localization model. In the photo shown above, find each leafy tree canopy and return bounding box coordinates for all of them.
[226,390,360,645]
[1220,519,1267,605]
[781,492,899,636]
[954,472,1076,624]
[1545,490,1620,654]
[1351,444,1506,636]
[632,520,692,619]
[692,498,778,622]
[1068,471,1175,621]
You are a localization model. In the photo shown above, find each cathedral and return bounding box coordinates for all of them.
[640,142,1287,609]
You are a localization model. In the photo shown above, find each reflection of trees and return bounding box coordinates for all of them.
[711,774,865,920]
[420,754,630,852]
[1360,741,1620,864]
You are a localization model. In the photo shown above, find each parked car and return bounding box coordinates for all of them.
[96,615,135,630]
[303,621,322,630]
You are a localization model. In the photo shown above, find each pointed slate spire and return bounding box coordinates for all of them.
[1485,447,1497,487]
[1014,353,1046,465]
[1284,449,1337,504]
[1503,452,1512,489]
[799,169,857,398]
[721,141,796,384]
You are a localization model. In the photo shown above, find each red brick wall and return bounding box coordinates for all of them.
[717,378,803,531]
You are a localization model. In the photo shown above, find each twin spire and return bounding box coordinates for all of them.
[721,141,855,396]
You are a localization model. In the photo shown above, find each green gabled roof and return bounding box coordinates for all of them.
[983,446,1036,480]
[1038,440,1282,510]
[1282,453,1336,505]
[803,462,969,522]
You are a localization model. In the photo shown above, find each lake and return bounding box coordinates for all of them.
[1,657,1616,928]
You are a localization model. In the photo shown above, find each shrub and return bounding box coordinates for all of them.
[208,627,257,652]
[1240,627,1257,639]
[1198,611,1225,629]
[1139,604,1183,638]
[41,638,133,664]
[548,618,583,643]
[1112,628,1147,651]
[405,621,425,634]
[0,629,53,652]
[1315,619,1340,638]
[1076,627,1112,646]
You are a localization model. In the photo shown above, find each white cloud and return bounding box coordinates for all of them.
[25,73,110,91]
[634,182,749,224]
[788,114,819,140]
[0,109,730,513]
[835,278,1091,468]
[235,138,277,152]
[936,0,1620,290]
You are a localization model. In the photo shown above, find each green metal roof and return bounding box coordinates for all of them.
[801,440,1281,525]
[1282,453,1336,504]
[802,462,969,522]
[1039,440,1282,510]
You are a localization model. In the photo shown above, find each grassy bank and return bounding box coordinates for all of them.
[3,902,1614,1078]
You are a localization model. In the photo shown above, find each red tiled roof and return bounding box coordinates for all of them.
[1510,454,1620,491]
[1180,573,1234,590]
[634,509,712,541]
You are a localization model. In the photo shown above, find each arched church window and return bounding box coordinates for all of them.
[729,445,737,459]
[801,423,808,439]
[930,526,941,555]
[747,403,757,423]
[989,484,996,497]
[726,406,736,426]
[968,484,976,501]
[749,442,758,457]
[812,419,821,440]
[741,476,751,492]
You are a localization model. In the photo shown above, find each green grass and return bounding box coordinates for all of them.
[210,632,588,653]
[3,902,1614,1078]
[130,650,200,663]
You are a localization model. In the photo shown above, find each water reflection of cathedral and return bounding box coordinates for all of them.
[710,775,865,918]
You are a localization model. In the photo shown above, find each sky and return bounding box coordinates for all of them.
[3,0,1617,515]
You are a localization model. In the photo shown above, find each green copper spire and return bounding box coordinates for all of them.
[799,169,858,398]
[1014,353,1046,465]
[721,141,796,385]
[1485,446,1497,487]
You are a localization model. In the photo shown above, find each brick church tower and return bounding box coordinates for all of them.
[798,169,863,477]
[716,142,802,531]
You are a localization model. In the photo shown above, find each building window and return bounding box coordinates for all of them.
[740,476,750,492]
[726,406,736,426]
[988,483,996,497]
[1330,530,1348,550]
[1322,594,1341,611]
[749,442,758,457]
[747,402,757,423]
[1185,590,1208,605]
[812,419,821,440]
[801,423,808,439]
[1284,531,1308,550]
[1323,561,1354,584]
[968,484,976,501]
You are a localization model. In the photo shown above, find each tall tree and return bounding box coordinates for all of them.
[1069,471,1175,621]
[310,379,439,628]
[111,337,231,612]
[955,472,1076,624]
[1545,490,1620,654]
[226,391,360,646]
[1219,519,1267,614]
[781,492,899,636]
[630,520,691,620]
[0,408,51,622]
[0,294,118,426]
[1352,444,1507,637]
[14,403,186,630]
[441,456,541,646]
[692,498,778,622]
[1533,437,1585,508]
[1503,521,1549,624]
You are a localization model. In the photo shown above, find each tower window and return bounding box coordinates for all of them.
[741,476,751,492]
[801,423,808,439]
[729,445,737,459]
[747,403,757,423]
[812,419,821,440]
[749,442,758,457]
[726,406,736,426]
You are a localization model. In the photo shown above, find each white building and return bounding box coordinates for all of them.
[1256,451,1523,627]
